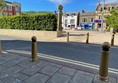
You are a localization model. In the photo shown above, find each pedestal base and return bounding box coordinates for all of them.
[92,75,111,83]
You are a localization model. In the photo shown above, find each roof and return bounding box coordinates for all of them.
[63,12,79,16]
[5,1,12,4]
[96,3,118,11]
[80,12,95,16]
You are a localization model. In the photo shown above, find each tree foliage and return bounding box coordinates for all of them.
[0,0,6,15]
[105,8,118,29]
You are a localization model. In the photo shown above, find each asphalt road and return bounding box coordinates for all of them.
[2,40,118,69]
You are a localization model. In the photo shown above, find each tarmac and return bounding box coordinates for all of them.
[0,30,118,83]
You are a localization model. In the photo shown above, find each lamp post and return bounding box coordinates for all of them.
[101,0,105,33]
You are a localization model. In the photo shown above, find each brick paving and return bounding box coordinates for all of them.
[0,52,117,83]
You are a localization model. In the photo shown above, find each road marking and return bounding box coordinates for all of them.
[6,49,118,75]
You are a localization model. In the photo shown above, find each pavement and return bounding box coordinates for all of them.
[0,51,117,83]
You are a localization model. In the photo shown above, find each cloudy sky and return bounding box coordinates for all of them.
[8,0,118,12]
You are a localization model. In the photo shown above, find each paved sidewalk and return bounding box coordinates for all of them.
[0,52,117,83]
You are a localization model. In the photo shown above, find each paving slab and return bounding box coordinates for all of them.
[0,76,24,83]
[25,73,49,83]
[2,57,27,67]
[0,65,24,79]
[46,73,71,83]
[13,72,29,81]
[0,54,19,61]
[39,64,60,76]
[69,70,94,83]
[0,59,5,65]
[0,65,8,72]
[49,63,62,68]
[58,66,77,76]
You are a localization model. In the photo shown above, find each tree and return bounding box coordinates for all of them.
[105,8,118,32]
[0,0,6,16]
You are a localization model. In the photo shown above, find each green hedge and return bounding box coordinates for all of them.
[0,14,57,31]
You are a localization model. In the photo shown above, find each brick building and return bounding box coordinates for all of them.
[0,1,21,16]
[79,10,95,30]
[94,3,118,30]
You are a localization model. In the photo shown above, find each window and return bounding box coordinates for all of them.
[9,13,12,16]
[9,6,12,11]
[91,18,93,22]
[0,12,2,16]
[99,16,102,19]
[4,12,7,16]
[108,7,110,11]
[70,19,75,24]
[82,18,87,22]
[100,8,103,11]
[65,19,67,24]
[4,6,7,10]
[16,12,19,15]
[16,7,19,11]
[112,7,114,9]
[66,14,69,16]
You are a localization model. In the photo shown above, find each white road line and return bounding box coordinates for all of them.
[6,50,118,74]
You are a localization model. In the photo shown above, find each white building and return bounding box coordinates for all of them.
[62,12,79,30]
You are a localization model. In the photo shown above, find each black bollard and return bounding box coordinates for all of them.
[31,36,38,62]
[67,32,69,42]
[0,40,2,53]
[111,33,115,46]
[86,33,89,44]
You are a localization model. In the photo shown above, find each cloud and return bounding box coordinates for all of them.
[48,0,70,5]
[101,0,118,4]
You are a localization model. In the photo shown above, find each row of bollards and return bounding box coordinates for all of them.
[66,32,115,46]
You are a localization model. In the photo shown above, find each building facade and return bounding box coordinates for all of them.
[79,10,95,30]
[62,12,79,30]
[61,3,118,31]
[94,3,118,30]
[0,1,21,16]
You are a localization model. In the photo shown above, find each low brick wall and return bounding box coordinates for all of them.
[0,29,62,40]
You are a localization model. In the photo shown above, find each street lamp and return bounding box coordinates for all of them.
[101,0,105,33]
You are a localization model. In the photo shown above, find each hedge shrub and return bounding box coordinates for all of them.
[0,14,57,31]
